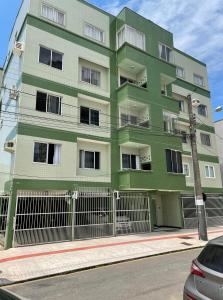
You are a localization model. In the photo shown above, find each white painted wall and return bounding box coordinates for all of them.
[214,120,223,185]
[174,50,208,90]
[29,0,111,47]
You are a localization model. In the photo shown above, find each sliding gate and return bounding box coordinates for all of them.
[182,194,223,229]
[116,192,151,235]
[13,190,151,247]
[13,192,72,247]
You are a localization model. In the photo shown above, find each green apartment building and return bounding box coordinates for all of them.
[0,0,222,248]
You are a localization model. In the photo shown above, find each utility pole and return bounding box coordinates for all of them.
[187,94,208,241]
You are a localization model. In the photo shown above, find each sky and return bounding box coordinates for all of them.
[0,0,222,121]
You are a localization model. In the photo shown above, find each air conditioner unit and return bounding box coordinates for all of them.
[4,140,15,153]
[13,41,25,56]
[9,86,19,100]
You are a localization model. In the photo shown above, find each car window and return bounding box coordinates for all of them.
[198,244,223,273]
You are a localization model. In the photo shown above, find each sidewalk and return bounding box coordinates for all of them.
[1,227,223,286]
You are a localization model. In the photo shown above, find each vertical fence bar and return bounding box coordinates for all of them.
[113,191,117,236]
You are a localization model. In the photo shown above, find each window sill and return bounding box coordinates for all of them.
[119,169,153,173]
[166,172,185,176]
[79,80,101,89]
[32,162,60,167]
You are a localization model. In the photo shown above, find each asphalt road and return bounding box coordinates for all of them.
[4,248,201,300]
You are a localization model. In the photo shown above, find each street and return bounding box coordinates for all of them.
[4,248,201,300]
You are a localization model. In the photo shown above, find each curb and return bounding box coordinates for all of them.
[1,245,204,288]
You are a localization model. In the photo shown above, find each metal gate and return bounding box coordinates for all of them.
[116,192,151,235]
[13,190,151,247]
[0,194,9,246]
[182,196,198,229]
[14,192,72,247]
[182,194,223,229]
[205,195,223,227]
[74,188,113,240]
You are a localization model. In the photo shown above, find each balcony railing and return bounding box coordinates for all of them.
[120,115,150,128]
[120,76,147,89]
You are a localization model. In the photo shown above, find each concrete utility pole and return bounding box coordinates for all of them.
[187,94,208,241]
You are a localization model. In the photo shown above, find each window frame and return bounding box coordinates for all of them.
[200,133,211,147]
[41,3,66,26]
[117,25,146,51]
[178,100,185,112]
[193,73,205,87]
[163,111,177,134]
[39,45,63,70]
[159,43,173,63]
[121,153,140,170]
[36,91,62,115]
[197,104,208,117]
[84,22,105,43]
[205,165,215,178]
[80,106,100,127]
[176,66,185,79]
[33,142,61,165]
[80,66,101,87]
[183,163,190,177]
[165,149,183,174]
[79,149,100,170]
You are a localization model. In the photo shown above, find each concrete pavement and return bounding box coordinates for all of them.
[4,249,201,300]
[0,227,223,286]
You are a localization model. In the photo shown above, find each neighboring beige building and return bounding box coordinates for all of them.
[214,120,223,185]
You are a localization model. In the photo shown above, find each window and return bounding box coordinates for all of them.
[121,114,138,127]
[163,112,177,133]
[159,43,173,63]
[200,133,211,146]
[41,3,65,26]
[181,131,187,144]
[33,142,61,165]
[84,23,104,43]
[198,104,207,117]
[183,164,190,177]
[165,149,183,174]
[36,91,61,115]
[39,46,63,70]
[198,245,223,274]
[80,106,99,126]
[193,74,204,87]
[176,66,185,78]
[178,100,185,112]
[205,165,215,178]
[122,154,140,170]
[81,66,100,86]
[117,25,145,50]
[79,150,100,169]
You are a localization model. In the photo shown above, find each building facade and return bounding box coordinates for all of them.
[0,0,222,248]
[215,120,223,185]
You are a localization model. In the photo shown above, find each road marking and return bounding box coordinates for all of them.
[1,229,223,264]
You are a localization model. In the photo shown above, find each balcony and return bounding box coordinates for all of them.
[119,169,154,190]
[119,100,150,129]
[120,142,152,172]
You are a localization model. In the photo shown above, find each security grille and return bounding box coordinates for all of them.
[116,192,151,235]
[14,192,72,247]
[74,187,113,240]
[182,196,198,229]
[205,195,223,227]
[0,195,9,246]
[182,194,223,229]
[13,189,151,247]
